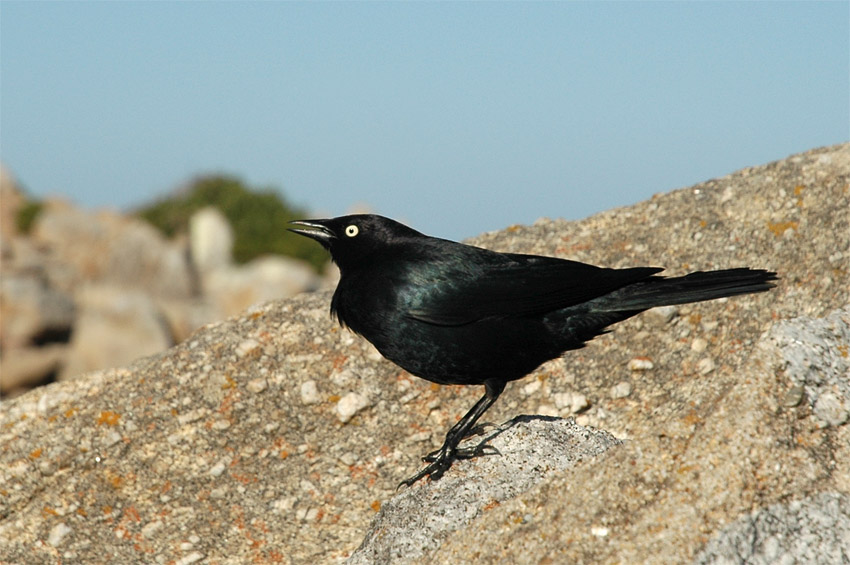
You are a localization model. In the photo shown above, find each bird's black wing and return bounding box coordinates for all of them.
[406,252,662,326]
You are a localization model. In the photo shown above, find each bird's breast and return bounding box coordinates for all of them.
[332,272,404,337]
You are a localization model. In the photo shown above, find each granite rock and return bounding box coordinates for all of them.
[0,144,847,563]
[58,285,174,381]
[694,491,850,565]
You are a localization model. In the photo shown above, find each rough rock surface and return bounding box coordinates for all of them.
[349,417,621,564]
[428,305,850,565]
[0,144,848,563]
[694,491,850,565]
[770,307,850,428]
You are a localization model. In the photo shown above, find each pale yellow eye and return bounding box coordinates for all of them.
[345,225,359,238]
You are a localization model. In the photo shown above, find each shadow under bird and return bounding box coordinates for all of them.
[289,214,777,486]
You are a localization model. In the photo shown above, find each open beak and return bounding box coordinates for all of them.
[288,219,335,247]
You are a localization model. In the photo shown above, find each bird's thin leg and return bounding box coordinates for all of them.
[399,380,506,487]
[422,395,492,463]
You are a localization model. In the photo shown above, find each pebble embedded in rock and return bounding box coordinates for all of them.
[522,379,542,396]
[47,523,72,547]
[813,391,849,427]
[782,385,804,407]
[647,305,678,324]
[209,459,228,477]
[300,380,321,405]
[235,339,260,358]
[570,393,590,413]
[628,357,654,371]
[553,392,572,410]
[611,381,632,399]
[697,357,716,375]
[246,378,267,394]
[336,392,370,423]
[175,552,205,565]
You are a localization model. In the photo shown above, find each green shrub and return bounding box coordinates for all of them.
[136,175,327,271]
[16,199,44,234]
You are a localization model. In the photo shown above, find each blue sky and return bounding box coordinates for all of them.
[2,2,847,240]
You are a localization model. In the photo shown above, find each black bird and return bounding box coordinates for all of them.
[289,214,776,486]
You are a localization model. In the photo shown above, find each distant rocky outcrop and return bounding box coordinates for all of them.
[0,144,848,563]
[0,177,322,395]
[190,206,323,321]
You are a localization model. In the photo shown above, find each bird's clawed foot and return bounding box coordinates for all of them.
[398,448,455,488]
[423,442,499,462]
[398,438,500,488]
[399,385,506,488]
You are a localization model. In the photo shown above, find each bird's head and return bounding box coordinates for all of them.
[288,214,422,271]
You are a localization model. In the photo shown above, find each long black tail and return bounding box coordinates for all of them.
[595,268,778,312]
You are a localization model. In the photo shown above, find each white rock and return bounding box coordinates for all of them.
[189,206,233,273]
[209,456,231,477]
[336,392,370,423]
[246,378,267,394]
[570,393,590,414]
[522,379,542,396]
[142,520,164,539]
[48,522,72,547]
[553,392,573,410]
[647,305,678,324]
[813,391,849,427]
[697,357,716,375]
[235,339,260,358]
[628,357,654,372]
[175,552,205,565]
[611,381,632,399]
[300,380,321,405]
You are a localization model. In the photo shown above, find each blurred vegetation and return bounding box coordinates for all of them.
[16,199,44,234]
[135,175,327,271]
